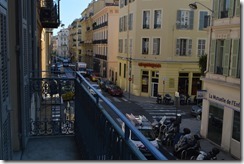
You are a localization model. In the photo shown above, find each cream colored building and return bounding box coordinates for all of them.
[80,0,119,72]
[69,18,82,63]
[200,0,240,159]
[117,0,211,98]
[92,2,119,80]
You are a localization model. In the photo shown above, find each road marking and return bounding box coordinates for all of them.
[113,97,121,102]
[121,98,128,102]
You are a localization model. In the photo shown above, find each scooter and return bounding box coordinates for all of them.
[163,94,174,105]
[192,147,220,160]
[156,94,162,104]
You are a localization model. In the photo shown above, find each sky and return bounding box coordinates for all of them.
[53,0,92,35]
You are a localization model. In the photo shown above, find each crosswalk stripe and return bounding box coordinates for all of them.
[121,98,128,102]
[113,97,121,102]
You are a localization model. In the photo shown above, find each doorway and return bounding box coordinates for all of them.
[151,83,158,97]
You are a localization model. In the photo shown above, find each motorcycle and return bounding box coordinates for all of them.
[163,94,174,105]
[193,147,220,160]
[156,94,162,104]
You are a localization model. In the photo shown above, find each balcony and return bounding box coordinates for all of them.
[40,0,60,28]
[12,73,168,160]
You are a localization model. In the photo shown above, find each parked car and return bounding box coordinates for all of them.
[90,72,100,82]
[88,84,102,96]
[191,104,202,120]
[86,68,93,77]
[101,80,113,92]
[97,77,106,88]
[108,85,123,97]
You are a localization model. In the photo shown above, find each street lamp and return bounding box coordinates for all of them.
[189,1,213,73]
[189,2,214,13]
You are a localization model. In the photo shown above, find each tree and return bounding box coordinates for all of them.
[199,54,207,76]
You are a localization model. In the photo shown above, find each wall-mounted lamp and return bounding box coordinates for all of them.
[189,2,214,13]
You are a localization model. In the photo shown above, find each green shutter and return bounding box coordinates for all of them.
[176,10,181,29]
[222,39,231,76]
[209,40,216,73]
[231,39,240,77]
[176,39,180,55]
[188,39,192,56]
[189,11,194,30]
[235,0,240,16]
[229,0,234,17]
[213,0,219,19]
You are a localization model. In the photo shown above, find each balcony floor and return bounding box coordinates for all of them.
[20,136,81,160]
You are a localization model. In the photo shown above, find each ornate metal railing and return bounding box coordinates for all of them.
[30,77,75,136]
[40,0,60,28]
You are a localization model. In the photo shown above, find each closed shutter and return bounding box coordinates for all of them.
[228,0,235,17]
[0,2,11,160]
[213,0,219,19]
[235,0,240,16]
[222,39,231,76]
[176,39,180,55]
[209,40,216,73]
[187,39,192,56]
[189,11,194,30]
[230,39,240,77]
[176,10,181,29]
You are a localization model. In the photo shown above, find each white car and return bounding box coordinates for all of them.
[88,84,102,96]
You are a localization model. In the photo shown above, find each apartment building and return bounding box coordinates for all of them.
[57,28,69,58]
[200,0,240,159]
[69,18,82,63]
[92,2,119,80]
[0,0,59,159]
[117,0,211,98]
[80,0,119,74]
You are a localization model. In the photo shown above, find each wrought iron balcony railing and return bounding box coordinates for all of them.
[40,0,60,28]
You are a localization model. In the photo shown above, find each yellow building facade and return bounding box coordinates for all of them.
[117,0,212,98]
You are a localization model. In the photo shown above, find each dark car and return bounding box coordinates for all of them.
[108,85,123,96]
[191,104,202,120]
[101,80,113,92]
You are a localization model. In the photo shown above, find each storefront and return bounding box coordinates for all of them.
[200,83,240,159]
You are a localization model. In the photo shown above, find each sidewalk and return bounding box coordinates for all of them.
[123,92,238,160]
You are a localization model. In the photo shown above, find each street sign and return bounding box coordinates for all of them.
[197,90,207,99]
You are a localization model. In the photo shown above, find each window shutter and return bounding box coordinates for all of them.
[235,0,240,16]
[189,11,194,29]
[213,0,219,19]
[209,40,216,73]
[222,39,231,76]
[188,39,192,56]
[228,0,234,17]
[176,10,181,29]
[176,39,180,55]
[230,39,239,77]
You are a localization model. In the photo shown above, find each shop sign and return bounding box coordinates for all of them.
[196,90,207,99]
[208,93,240,108]
[138,62,161,68]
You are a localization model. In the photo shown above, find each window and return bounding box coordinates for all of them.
[124,64,126,78]
[143,11,150,29]
[232,110,240,141]
[154,10,162,29]
[119,63,121,76]
[208,103,223,145]
[214,0,238,18]
[176,10,194,30]
[153,38,160,55]
[197,39,206,56]
[215,40,224,75]
[128,13,133,30]
[142,38,149,54]
[141,71,149,93]
[124,39,128,54]
[176,39,192,56]
[199,11,208,30]
[220,0,231,18]
[129,39,133,55]
[119,39,123,53]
